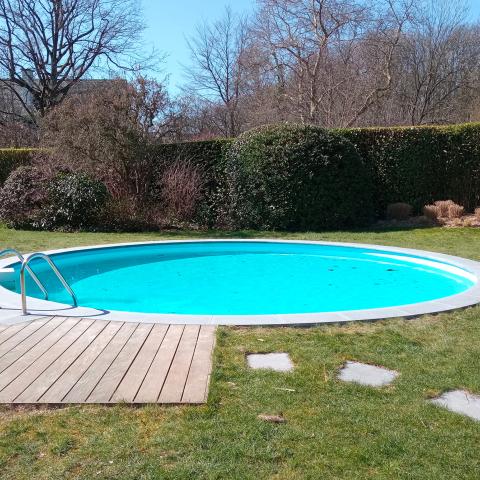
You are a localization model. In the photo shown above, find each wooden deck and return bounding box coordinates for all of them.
[0,317,216,404]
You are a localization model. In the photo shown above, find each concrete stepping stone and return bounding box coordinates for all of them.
[247,353,294,372]
[430,390,480,421]
[338,361,398,387]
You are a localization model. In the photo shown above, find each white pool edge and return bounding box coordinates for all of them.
[1,239,479,326]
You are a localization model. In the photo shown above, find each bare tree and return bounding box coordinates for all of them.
[0,0,146,124]
[393,0,480,125]
[344,0,416,126]
[254,0,367,125]
[252,0,417,127]
[185,7,248,137]
[40,76,173,199]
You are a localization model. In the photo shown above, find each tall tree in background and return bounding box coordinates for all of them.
[0,0,146,124]
[394,0,480,124]
[253,0,416,127]
[185,7,248,137]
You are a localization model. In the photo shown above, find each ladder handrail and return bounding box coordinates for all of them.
[20,252,77,315]
[0,248,48,300]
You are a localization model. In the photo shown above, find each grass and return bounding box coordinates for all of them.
[1,225,480,479]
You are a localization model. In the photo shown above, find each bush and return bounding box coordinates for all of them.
[0,148,36,185]
[448,203,465,219]
[159,159,204,223]
[224,124,373,230]
[423,200,465,223]
[150,139,232,226]
[0,165,48,228]
[433,200,456,217]
[423,205,439,223]
[386,202,412,220]
[43,172,109,230]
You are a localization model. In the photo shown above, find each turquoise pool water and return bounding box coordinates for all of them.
[2,242,476,315]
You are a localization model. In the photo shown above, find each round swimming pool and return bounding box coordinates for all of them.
[0,240,479,325]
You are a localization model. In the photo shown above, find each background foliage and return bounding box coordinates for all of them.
[0,148,37,185]
[1,123,480,231]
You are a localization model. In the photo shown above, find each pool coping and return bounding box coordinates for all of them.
[0,239,479,326]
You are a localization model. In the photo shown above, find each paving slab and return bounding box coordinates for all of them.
[247,353,294,372]
[338,361,398,387]
[430,390,480,421]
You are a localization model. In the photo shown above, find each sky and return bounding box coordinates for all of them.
[141,0,480,94]
[142,0,256,93]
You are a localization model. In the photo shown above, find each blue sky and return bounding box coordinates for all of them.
[143,0,256,92]
[142,0,480,93]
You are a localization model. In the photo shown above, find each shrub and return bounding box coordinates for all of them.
[423,200,465,223]
[159,159,204,223]
[447,203,464,219]
[0,148,36,185]
[150,139,232,226]
[475,208,480,221]
[386,202,412,220]
[40,77,169,201]
[423,205,440,222]
[43,172,109,230]
[0,165,48,228]
[434,200,456,217]
[225,124,373,230]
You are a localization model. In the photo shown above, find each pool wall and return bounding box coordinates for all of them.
[0,239,479,326]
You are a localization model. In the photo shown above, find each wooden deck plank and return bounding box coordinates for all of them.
[62,322,137,403]
[0,318,51,359]
[15,321,108,403]
[111,324,168,403]
[0,319,94,402]
[0,316,216,405]
[182,326,216,404]
[40,322,123,403]
[134,325,184,403]
[0,317,66,374]
[158,325,200,404]
[0,318,79,392]
[87,323,154,403]
[0,322,30,347]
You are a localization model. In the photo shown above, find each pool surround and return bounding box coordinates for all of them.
[0,239,479,326]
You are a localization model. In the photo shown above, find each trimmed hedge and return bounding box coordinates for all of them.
[150,123,480,226]
[224,124,373,230]
[338,123,480,214]
[4,123,480,231]
[0,148,36,185]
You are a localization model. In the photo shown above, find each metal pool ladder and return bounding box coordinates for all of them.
[20,252,77,315]
[0,248,49,300]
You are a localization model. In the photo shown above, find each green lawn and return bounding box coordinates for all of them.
[1,225,480,479]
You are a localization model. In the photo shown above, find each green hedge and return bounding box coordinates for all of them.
[151,124,480,225]
[0,148,36,185]
[224,124,373,230]
[338,123,480,214]
[5,124,480,231]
